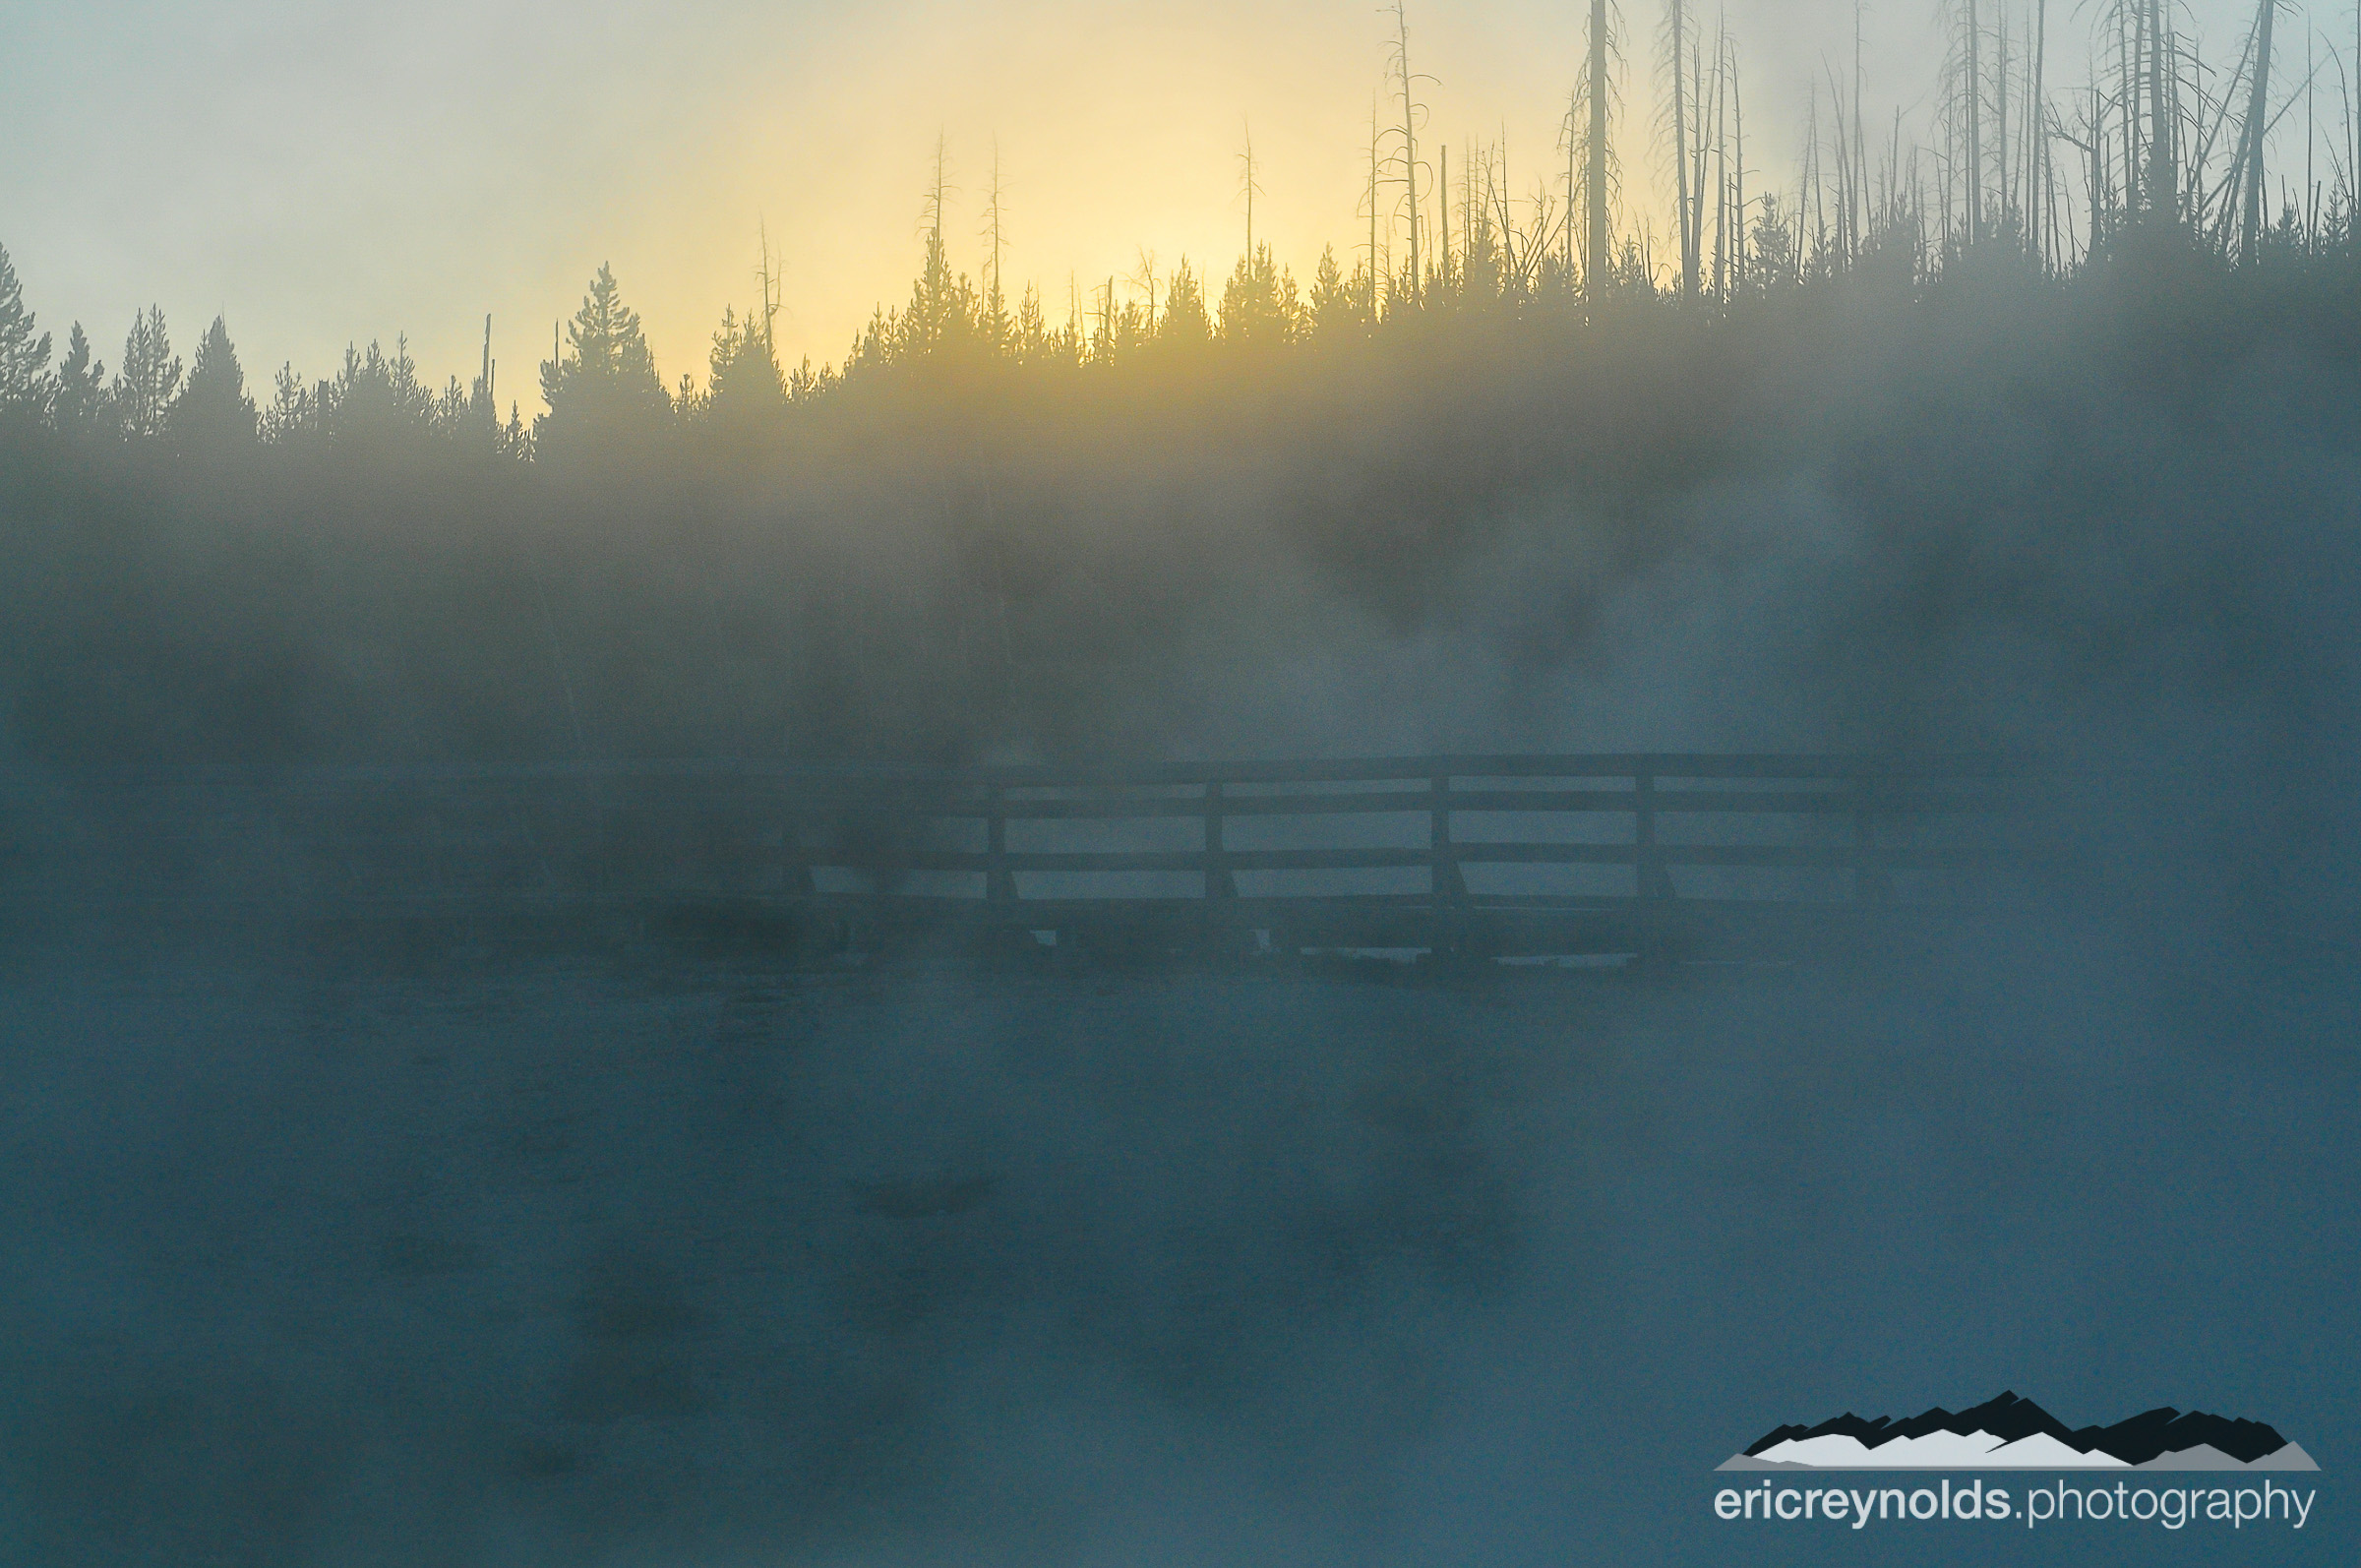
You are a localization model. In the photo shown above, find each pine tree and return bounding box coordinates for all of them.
[111,306,182,439]
[1219,244,1301,347]
[260,361,315,444]
[1307,245,1363,340]
[330,337,437,444]
[1014,283,1051,364]
[1158,260,1213,347]
[51,323,105,433]
[0,242,51,415]
[537,263,671,454]
[897,227,981,360]
[173,315,257,445]
[898,137,981,360]
[704,304,787,428]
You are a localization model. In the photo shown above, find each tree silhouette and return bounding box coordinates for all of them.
[0,0,2352,478]
[173,315,257,446]
[260,361,315,444]
[1219,245,1301,347]
[897,230,980,360]
[900,136,980,361]
[1307,245,1362,339]
[111,307,182,440]
[1158,260,1212,347]
[50,323,105,434]
[0,242,51,416]
[537,263,670,455]
[329,338,438,448]
[704,305,787,427]
[982,142,1011,348]
[1576,0,1621,297]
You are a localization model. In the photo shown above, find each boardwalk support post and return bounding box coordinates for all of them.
[1431,770,1472,966]
[986,785,1015,908]
[1634,767,1677,975]
[1203,778,1240,956]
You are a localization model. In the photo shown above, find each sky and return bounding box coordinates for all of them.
[0,0,2327,400]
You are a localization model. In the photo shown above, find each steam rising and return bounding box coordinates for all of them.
[0,249,2356,1564]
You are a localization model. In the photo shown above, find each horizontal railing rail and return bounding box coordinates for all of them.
[44,751,2039,789]
[6,754,2042,933]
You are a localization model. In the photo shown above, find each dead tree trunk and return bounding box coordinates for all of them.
[2240,0,2278,263]
[1586,0,1612,297]
[1392,2,1423,303]
[1670,0,1696,298]
[2148,0,2177,220]
[1967,0,1984,243]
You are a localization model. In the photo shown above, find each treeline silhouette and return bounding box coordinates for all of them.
[5,0,2361,772]
[3,219,2352,779]
[5,0,2356,452]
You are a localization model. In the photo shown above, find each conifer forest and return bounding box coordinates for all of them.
[0,4,2354,1566]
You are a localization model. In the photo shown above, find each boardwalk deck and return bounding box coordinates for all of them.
[3,754,2039,963]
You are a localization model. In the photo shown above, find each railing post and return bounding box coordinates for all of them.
[1633,768,1677,976]
[1634,770,1671,900]
[1431,770,1469,962]
[986,786,1014,906]
[1430,771,1465,901]
[1203,780,1233,900]
[1199,778,1240,958]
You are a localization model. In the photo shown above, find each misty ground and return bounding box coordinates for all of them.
[0,909,2349,1567]
[4,251,2358,1564]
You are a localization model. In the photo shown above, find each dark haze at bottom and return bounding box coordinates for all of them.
[0,901,2348,1566]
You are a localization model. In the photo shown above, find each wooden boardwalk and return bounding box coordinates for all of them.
[6,754,2038,963]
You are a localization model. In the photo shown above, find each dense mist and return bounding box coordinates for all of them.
[0,906,2349,1565]
[5,241,2358,774]
[0,231,2355,1566]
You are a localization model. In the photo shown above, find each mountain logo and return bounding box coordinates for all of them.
[1718,1392,2320,1473]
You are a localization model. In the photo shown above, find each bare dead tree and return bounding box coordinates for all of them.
[2239,0,2282,264]
[1238,120,1264,257]
[1128,248,1159,334]
[1967,0,1984,243]
[982,143,1008,333]
[1382,2,1438,303]
[2147,0,2177,219]
[1438,143,1453,283]
[1364,95,1384,314]
[1852,0,1870,261]
[1580,0,1620,297]
[1826,60,1854,265]
[1730,33,1747,292]
[1692,22,1715,292]
[2032,0,2050,264]
[2002,7,2017,224]
[1662,0,1700,298]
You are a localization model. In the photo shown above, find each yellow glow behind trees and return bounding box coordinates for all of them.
[0,0,2278,395]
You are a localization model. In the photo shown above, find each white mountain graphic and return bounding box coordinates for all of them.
[1743,1430,2127,1469]
[1718,1393,2320,1473]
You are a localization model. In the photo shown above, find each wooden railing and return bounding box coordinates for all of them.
[770,754,2028,909]
[4,754,2037,953]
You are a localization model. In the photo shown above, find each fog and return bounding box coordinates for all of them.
[0,244,2355,1564]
